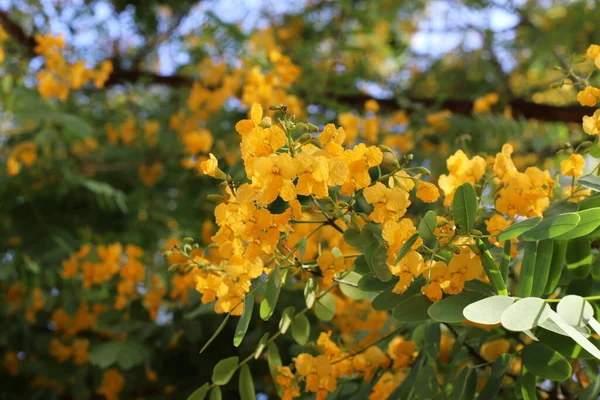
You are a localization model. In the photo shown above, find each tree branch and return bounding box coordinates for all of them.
[0,10,36,54]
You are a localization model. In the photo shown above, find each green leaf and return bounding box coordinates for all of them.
[497,217,541,242]
[579,175,600,192]
[339,271,368,300]
[500,297,551,331]
[260,266,281,320]
[254,333,269,359]
[315,292,336,321]
[557,295,593,328]
[555,208,600,240]
[428,291,486,323]
[358,275,398,292]
[393,233,420,264]
[372,280,423,310]
[537,329,600,359]
[423,323,441,360]
[353,255,370,274]
[279,307,295,334]
[209,387,222,400]
[212,356,239,385]
[531,240,554,297]
[453,367,476,400]
[304,277,318,308]
[452,183,478,233]
[267,343,283,392]
[566,236,592,279]
[476,238,507,296]
[463,295,515,325]
[343,228,376,249]
[522,213,580,241]
[291,314,310,345]
[90,340,151,370]
[413,364,439,400]
[544,240,567,295]
[579,194,600,210]
[200,314,230,353]
[477,354,511,399]
[392,294,432,323]
[370,245,393,281]
[518,241,537,298]
[522,343,572,381]
[239,365,255,400]
[187,383,210,400]
[500,240,511,284]
[520,366,537,400]
[234,295,254,347]
[546,311,600,359]
[418,210,437,240]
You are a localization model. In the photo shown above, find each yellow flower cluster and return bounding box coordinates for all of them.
[3,352,19,376]
[24,288,45,323]
[114,245,146,310]
[493,143,553,218]
[587,44,600,70]
[97,368,125,400]
[6,141,37,177]
[106,118,159,147]
[52,302,103,337]
[49,338,90,365]
[34,33,112,100]
[332,295,388,346]
[0,26,7,63]
[472,92,499,113]
[438,150,486,206]
[277,331,417,400]
[242,50,303,116]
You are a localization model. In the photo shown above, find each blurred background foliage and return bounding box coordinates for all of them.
[1,0,600,399]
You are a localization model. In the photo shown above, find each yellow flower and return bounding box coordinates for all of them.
[3,352,19,376]
[363,182,410,223]
[426,110,452,132]
[560,154,585,178]
[387,336,416,368]
[317,250,346,284]
[481,339,510,361]
[587,44,600,60]
[365,99,380,112]
[420,261,449,302]
[338,112,360,144]
[97,369,125,400]
[7,156,20,176]
[276,366,300,400]
[182,129,213,155]
[473,93,499,113]
[583,109,600,136]
[446,248,483,294]
[587,44,600,69]
[253,153,297,204]
[577,86,600,107]
[200,153,222,178]
[416,181,440,203]
[438,150,486,206]
[485,214,512,246]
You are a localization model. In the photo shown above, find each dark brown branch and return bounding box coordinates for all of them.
[131,9,192,67]
[0,10,36,54]
[330,93,594,124]
[0,9,593,124]
[104,67,193,87]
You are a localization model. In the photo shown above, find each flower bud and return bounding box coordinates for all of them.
[207,194,225,202]
[307,123,319,132]
[378,144,394,153]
